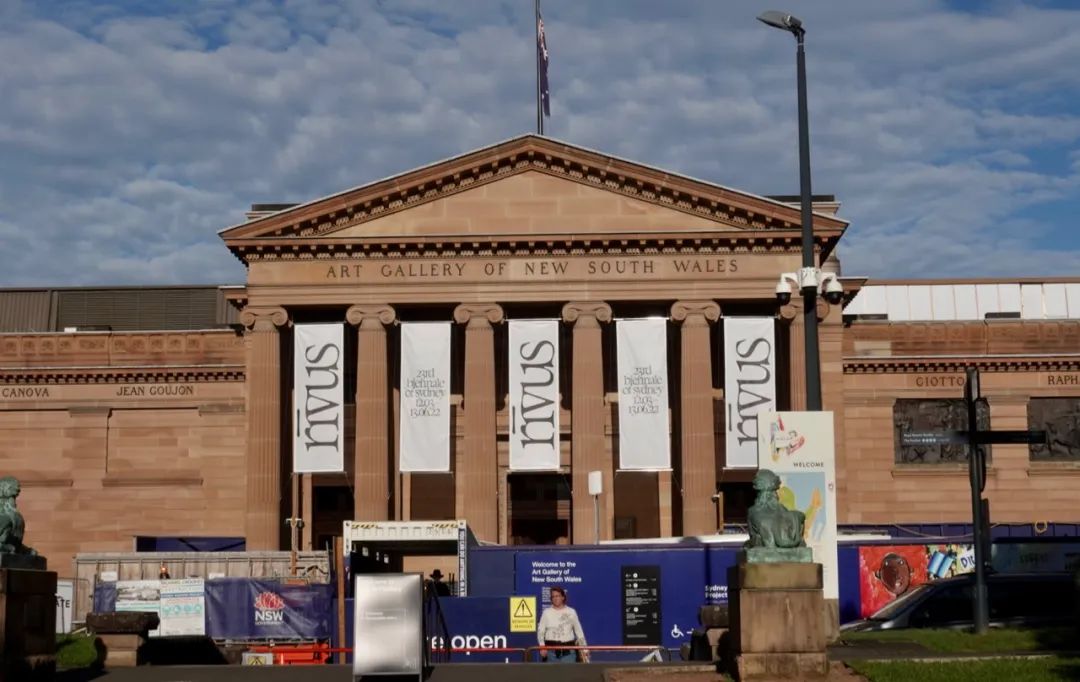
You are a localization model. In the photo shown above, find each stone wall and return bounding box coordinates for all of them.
[843,320,1080,525]
[0,330,246,577]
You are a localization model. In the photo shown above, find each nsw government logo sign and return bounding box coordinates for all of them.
[254,591,285,625]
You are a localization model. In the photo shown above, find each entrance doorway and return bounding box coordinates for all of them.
[508,473,570,545]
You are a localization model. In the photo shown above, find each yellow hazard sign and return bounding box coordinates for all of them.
[509,596,536,632]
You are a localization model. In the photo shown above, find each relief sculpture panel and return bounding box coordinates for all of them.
[1028,398,1080,461]
[893,399,991,464]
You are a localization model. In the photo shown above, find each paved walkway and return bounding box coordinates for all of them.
[56,662,720,682]
[828,639,1080,662]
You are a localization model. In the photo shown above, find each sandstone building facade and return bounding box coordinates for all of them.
[2,136,1078,578]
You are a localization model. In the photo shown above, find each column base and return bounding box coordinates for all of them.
[736,652,828,680]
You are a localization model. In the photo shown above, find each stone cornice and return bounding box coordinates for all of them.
[844,355,1080,374]
[230,233,825,263]
[0,365,244,384]
[221,136,846,262]
[0,330,245,365]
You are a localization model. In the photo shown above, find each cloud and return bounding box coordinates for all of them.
[0,0,1078,286]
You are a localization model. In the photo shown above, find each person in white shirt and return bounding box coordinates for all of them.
[537,586,589,663]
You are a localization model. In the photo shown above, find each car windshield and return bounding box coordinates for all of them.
[869,584,932,621]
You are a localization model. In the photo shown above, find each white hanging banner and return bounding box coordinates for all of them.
[723,317,776,469]
[509,319,560,471]
[399,322,451,472]
[757,411,839,600]
[616,318,670,470]
[293,323,345,473]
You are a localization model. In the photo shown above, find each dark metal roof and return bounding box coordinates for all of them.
[766,194,836,203]
[0,286,240,333]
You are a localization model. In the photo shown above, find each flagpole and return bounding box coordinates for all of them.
[535,0,543,135]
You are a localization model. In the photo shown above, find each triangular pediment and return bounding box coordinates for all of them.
[220,135,846,255]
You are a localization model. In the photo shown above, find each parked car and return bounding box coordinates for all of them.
[841,572,1076,632]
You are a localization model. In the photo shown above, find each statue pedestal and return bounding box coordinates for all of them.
[0,553,47,570]
[87,612,161,667]
[728,562,827,680]
[0,567,57,682]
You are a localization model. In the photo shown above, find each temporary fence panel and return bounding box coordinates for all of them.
[205,578,333,640]
[74,551,331,622]
[513,548,705,657]
[92,578,334,641]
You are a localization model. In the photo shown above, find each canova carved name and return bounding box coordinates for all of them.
[0,387,51,399]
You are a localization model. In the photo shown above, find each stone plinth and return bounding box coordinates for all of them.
[0,553,47,570]
[742,547,813,564]
[0,567,57,682]
[87,611,161,668]
[728,562,827,680]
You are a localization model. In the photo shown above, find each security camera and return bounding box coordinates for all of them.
[775,279,792,306]
[822,275,844,306]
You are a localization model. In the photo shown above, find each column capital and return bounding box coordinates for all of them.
[670,300,720,324]
[453,303,504,326]
[780,298,832,322]
[561,301,612,325]
[346,304,396,328]
[779,299,802,322]
[239,306,289,331]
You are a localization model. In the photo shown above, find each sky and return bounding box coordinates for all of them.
[1,0,1079,286]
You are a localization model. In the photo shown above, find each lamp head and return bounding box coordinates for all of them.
[757,10,804,36]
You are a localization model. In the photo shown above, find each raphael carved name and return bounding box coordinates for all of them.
[1048,374,1079,386]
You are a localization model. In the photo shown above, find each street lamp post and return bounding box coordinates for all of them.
[758,10,823,412]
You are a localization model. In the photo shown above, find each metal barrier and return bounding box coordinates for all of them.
[244,644,674,665]
[525,644,672,663]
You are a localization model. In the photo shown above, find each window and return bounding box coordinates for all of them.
[913,584,973,626]
[1028,398,1080,461]
[989,577,1072,623]
[893,399,990,464]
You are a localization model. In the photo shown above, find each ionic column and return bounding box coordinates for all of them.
[562,301,613,544]
[672,300,721,536]
[781,301,807,411]
[346,304,397,521]
[453,303,504,542]
[239,306,289,550]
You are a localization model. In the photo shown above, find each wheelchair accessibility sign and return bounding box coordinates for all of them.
[509,596,536,632]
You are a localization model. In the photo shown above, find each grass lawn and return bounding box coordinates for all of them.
[56,632,101,670]
[848,657,1080,682]
[842,627,1076,653]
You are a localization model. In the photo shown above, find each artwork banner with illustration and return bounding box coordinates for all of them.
[757,411,838,600]
[860,541,1080,618]
[857,543,975,618]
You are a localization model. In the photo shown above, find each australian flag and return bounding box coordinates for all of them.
[537,12,550,117]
